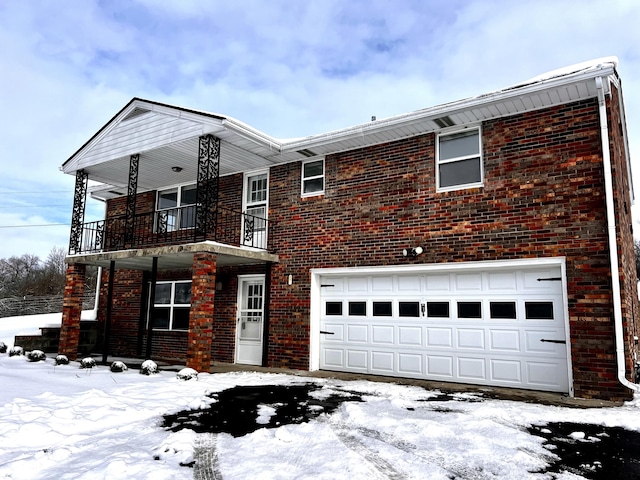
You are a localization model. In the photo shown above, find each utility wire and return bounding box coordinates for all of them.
[0,223,69,228]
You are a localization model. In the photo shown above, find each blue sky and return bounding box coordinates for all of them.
[1,0,640,260]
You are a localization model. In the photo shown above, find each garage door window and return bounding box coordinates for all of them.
[525,302,554,320]
[458,301,481,319]
[490,302,517,319]
[399,302,420,318]
[325,302,342,316]
[373,301,393,317]
[427,302,449,318]
[349,302,367,316]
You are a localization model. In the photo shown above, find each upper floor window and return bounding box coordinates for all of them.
[156,183,197,231]
[437,128,482,191]
[243,172,268,249]
[301,159,324,197]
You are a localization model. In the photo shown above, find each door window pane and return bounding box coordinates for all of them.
[349,302,367,316]
[490,302,516,319]
[457,301,481,319]
[525,302,554,320]
[373,301,392,317]
[427,302,450,318]
[325,302,343,316]
[399,302,420,317]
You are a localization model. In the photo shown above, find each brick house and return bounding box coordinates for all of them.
[60,58,639,401]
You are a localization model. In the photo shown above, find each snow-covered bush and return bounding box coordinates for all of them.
[54,354,69,365]
[9,346,24,357]
[0,342,7,354]
[140,359,158,375]
[27,350,46,362]
[110,361,128,373]
[79,357,97,369]
[176,368,198,381]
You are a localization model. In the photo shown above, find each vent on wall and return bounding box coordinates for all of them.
[122,107,151,122]
[433,116,456,128]
[297,149,317,158]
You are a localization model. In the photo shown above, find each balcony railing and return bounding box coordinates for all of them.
[72,205,271,255]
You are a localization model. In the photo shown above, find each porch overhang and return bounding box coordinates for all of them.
[65,241,278,270]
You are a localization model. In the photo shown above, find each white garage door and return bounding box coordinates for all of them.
[319,264,570,393]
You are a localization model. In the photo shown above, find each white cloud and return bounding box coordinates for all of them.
[1,0,640,258]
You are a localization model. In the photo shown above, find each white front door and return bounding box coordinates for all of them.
[235,275,265,365]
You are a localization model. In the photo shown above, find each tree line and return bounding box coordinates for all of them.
[0,247,97,299]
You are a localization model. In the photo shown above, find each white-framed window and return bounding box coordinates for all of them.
[156,183,197,232]
[149,280,191,331]
[301,159,325,197]
[436,128,483,191]
[242,171,268,248]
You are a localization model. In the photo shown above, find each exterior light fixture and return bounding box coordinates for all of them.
[171,166,183,172]
[402,246,424,257]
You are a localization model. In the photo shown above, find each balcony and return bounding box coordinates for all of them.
[72,204,270,255]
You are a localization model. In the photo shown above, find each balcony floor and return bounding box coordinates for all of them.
[65,240,278,270]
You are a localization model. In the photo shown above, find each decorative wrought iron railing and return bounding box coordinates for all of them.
[70,205,271,255]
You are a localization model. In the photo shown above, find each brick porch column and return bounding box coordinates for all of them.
[187,252,216,372]
[59,263,86,360]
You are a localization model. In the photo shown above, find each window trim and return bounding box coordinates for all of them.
[436,127,483,192]
[148,280,192,331]
[301,158,325,197]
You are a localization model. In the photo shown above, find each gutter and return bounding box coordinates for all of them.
[596,75,640,393]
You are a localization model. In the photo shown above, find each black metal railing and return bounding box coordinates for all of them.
[71,205,271,254]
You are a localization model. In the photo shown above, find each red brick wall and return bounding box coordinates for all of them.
[267,97,633,400]
[60,263,86,359]
[607,84,640,381]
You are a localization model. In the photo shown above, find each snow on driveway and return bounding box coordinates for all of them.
[1,315,640,479]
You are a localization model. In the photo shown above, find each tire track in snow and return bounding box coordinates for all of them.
[331,424,407,480]
[193,433,223,480]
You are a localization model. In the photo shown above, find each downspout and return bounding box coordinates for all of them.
[90,199,107,320]
[596,75,640,392]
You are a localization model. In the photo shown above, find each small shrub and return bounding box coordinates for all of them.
[0,342,7,354]
[110,361,128,373]
[176,368,199,381]
[54,354,69,366]
[80,357,97,369]
[27,350,46,362]
[140,359,158,375]
[9,346,24,357]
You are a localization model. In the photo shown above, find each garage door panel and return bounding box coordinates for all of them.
[427,355,454,376]
[456,273,483,291]
[319,265,569,393]
[371,351,394,372]
[426,274,451,292]
[427,327,453,347]
[346,350,368,369]
[525,330,564,354]
[399,353,423,374]
[488,271,518,291]
[323,348,344,368]
[491,359,522,383]
[490,330,521,352]
[458,357,487,380]
[399,326,423,346]
[347,324,368,343]
[321,324,344,341]
[457,329,485,349]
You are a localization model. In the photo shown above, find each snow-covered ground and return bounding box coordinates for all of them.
[1,314,640,479]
